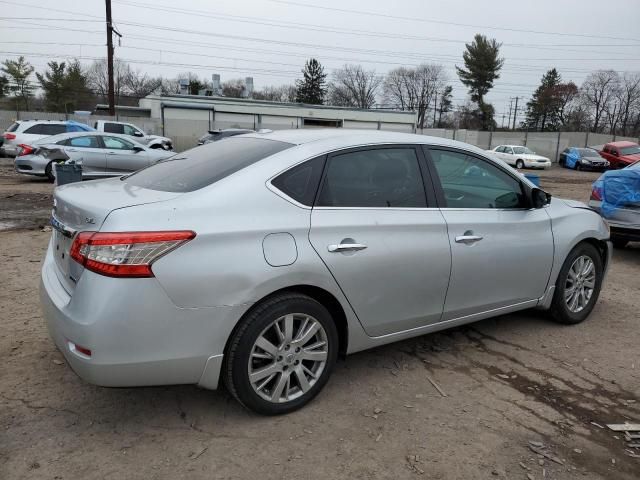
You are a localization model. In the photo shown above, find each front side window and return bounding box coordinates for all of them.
[504,147,514,154]
[317,147,427,208]
[103,123,125,134]
[430,149,526,209]
[124,137,293,193]
[69,136,99,148]
[123,124,140,136]
[103,136,134,150]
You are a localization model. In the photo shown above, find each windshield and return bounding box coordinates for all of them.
[620,145,640,155]
[124,137,293,192]
[628,160,640,170]
[578,148,600,157]
[513,147,534,155]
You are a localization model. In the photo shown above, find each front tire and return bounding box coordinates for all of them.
[223,293,339,415]
[44,161,55,183]
[549,243,603,325]
[515,159,525,169]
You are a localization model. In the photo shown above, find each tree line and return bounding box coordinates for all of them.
[1,32,638,135]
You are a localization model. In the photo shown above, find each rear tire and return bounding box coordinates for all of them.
[44,162,55,183]
[515,159,525,169]
[549,243,603,325]
[223,293,339,415]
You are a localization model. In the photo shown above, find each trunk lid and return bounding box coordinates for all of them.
[51,177,182,294]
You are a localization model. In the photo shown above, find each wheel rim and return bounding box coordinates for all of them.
[516,161,523,168]
[248,313,328,403]
[564,255,596,313]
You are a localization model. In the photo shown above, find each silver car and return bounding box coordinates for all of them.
[40,130,611,415]
[15,132,174,181]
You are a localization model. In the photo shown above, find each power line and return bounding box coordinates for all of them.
[269,0,640,44]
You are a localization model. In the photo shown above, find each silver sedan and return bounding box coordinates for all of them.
[14,132,174,181]
[40,130,611,415]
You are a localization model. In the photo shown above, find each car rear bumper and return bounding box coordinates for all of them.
[39,239,246,390]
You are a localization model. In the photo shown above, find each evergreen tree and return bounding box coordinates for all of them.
[437,85,453,126]
[524,68,563,131]
[295,58,327,104]
[456,34,504,130]
[64,60,93,111]
[0,74,8,98]
[1,56,34,110]
[36,61,68,112]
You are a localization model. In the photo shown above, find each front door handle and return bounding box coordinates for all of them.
[328,243,367,253]
[455,232,483,244]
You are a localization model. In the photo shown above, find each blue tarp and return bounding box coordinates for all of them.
[593,167,640,217]
[65,120,95,132]
[565,148,580,169]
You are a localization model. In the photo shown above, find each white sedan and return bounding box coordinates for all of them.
[487,145,552,169]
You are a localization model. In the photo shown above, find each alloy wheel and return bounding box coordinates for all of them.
[564,255,596,313]
[248,313,328,403]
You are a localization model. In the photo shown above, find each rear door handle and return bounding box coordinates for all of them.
[328,243,367,253]
[455,233,483,244]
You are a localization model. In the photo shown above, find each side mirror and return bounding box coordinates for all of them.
[531,188,551,208]
[132,146,145,153]
[133,131,144,137]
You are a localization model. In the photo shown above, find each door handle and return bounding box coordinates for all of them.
[67,148,78,152]
[328,243,367,253]
[106,152,118,155]
[455,232,483,244]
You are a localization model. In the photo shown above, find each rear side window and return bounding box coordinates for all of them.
[124,137,293,192]
[104,123,125,134]
[272,156,325,206]
[41,124,66,135]
[317,147,427,208]
[24,124,42,134]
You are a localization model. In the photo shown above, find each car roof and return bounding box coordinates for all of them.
[243,128,470,148]
[609,141,638,147]
[36,131,146,145]
[16,119,69,124]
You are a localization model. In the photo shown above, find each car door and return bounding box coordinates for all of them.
[308,145,451,337]
[502,146,515,165]
[425,148,554,320]
[102,136,149,174]
[63,135,106,175]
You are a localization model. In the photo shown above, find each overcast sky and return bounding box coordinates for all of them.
[1,0,639,124]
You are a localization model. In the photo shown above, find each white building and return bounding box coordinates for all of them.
[139,94,417,151]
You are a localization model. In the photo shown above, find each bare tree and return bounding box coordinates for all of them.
[253,84,296,102]
[383,64,446,128]
[124,69,162,98]
[616,72,640,136]
[86,58,130,104]
[555,81,579,128]
[327,64,382,109]
[581,70,620,132]
[221,78,245,98]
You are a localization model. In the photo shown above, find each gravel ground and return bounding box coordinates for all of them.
[1,158,638,480]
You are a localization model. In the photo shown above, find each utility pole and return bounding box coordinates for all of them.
[105,0,121,116]
[433,94,438,127]
[507,98,513,130]
[512,96,520,130]
[105,0,115,116]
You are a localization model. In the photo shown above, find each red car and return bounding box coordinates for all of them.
[598,141,640,169]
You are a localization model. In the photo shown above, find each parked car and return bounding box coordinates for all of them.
[486,145,551,169]
[597,141,640,169]
[589,160,640,249]
[197,128,254,145]
[93,120,173,150]
[2,120,94,157]
[14,131,174,181]
[559,147,609,171]
[41,130,611,415]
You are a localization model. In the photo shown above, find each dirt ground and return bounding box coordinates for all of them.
[0,158,638,480]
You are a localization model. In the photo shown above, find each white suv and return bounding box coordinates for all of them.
[2,120,93,157]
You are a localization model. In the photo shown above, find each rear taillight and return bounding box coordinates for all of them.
[590,186,602,201]
[3,133,16,140]
[70,231,195,278]
[17,144,34,156]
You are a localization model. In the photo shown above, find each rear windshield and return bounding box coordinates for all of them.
[124,137,293,192]
[6,122,19,133]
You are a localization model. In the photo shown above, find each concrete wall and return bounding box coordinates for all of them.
[420,128,640,161]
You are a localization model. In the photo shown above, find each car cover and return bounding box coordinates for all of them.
[65,120,95,132]
[593,168,640,216]
[565,148,580,169]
